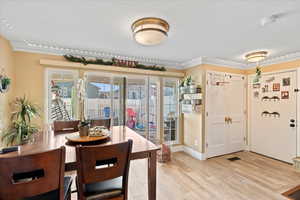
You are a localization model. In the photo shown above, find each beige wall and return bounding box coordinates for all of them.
[246,59,300,74]
[0,36,15,132]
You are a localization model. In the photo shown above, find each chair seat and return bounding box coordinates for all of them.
[83,177,123,200]
[24,176,72,200]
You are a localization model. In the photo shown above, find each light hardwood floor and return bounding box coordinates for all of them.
[70,151,300,200]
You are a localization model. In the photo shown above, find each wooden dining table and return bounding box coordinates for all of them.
[0,126,160,200]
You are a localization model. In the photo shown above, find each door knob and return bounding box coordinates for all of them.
[290,119,295,123]
[290,124,296,128]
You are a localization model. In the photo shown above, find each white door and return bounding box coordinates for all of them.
[226,75,246,153]
[250,70,297,163]
[206,71,246,158]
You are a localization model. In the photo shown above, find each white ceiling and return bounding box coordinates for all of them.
[1,0,300,69]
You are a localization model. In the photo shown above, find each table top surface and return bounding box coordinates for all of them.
[0,126,160,164]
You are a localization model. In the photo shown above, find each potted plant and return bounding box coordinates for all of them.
[0,75,11,93]
[77,77,89,136]
[1,96,40,146]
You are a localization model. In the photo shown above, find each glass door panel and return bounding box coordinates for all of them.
[85,74,112,120]
[126,76,148,138]
[47,69,78,123]
[149,77,160,144]
[112,77,125,126]
[163,78,179,143]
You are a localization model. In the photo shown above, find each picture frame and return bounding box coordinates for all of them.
[282,78,290,86]
[281,91,289,99]
[273,83,280,91]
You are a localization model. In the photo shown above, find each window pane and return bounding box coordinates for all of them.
[163,79,179,143]
[48,70,77,122]
[86,75,111,120]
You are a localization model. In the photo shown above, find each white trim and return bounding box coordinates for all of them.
[183,146,206,160]
[170,145,206,160]
[170,145,184,152]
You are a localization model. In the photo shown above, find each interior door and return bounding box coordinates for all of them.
[206,72,229,158]
[250,70,297,163]
[206,71,246,158]
[226,75,246,153]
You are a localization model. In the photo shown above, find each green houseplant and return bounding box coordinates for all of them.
[0,75,11,93]
[1,96,40,146]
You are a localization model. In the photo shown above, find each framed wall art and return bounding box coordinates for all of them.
[273,83,280,91]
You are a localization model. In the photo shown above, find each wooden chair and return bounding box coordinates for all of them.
[76,140,133,200]
[90,119,111,130]
[0,147,72,200]
[53,120,80,134]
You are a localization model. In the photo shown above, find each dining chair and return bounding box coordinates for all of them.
[90,118,111,130]
[76,140,133,200]
[53,120,80,134]
[0,147,72,200]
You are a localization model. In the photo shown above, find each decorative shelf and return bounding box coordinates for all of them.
[40,59,184,78]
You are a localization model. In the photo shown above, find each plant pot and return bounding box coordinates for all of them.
[189,85,197,94]
[79,125,89,137]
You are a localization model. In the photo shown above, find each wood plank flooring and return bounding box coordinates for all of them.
[70,151,300,200]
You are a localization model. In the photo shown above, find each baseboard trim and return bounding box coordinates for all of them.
[183,146,206,160]
[170,145,184,152]
[171,145,206,160]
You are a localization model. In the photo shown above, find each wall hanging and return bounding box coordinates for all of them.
[64,55,166,72]
[283,78,290,86]
[0,68,11,93]
[272,83,280,91]
[281,91,289,99]
[261,111,280,118]
[261,96,280,101]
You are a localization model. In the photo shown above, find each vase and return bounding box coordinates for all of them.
[79,125,89,137]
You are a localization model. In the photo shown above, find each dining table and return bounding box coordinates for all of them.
[0,126,160,200]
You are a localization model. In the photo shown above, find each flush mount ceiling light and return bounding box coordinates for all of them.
[132,17,170,46]
[245,51,268,63]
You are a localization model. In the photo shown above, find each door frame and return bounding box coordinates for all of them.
[248,68,300,157]
[204,70,247,158]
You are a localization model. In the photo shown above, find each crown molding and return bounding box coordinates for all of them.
[10,39,300,71]
[10,40,183,69]
[259,51,300,67]
[181,56,248,69]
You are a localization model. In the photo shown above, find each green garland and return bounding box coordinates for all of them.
[64,55,166,71]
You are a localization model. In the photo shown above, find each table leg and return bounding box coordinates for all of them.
[148,151,157,200]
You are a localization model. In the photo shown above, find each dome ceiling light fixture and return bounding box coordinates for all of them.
[131,17,170,46]
[245,51,268,63]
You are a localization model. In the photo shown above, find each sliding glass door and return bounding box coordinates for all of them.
[126,76,148,138]
[46,69,179,144]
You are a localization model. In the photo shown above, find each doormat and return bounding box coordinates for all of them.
[282,185,300,200]
[227,157,241,162]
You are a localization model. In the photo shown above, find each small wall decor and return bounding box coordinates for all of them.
[283,78,291,86]
[253,67,262,83]
[266,76,275,83]
[281,91,289,99]
[261,111,280,118]
[261,96,280,101]
[262,85,268,93]
[253,83,260,89]
[0,68,11,93]
[273,83,280,91]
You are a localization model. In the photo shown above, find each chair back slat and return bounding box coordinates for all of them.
[90,119,111,130]
[76,140,132,185]
[0,147,65,200]
[53,120,80,134]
